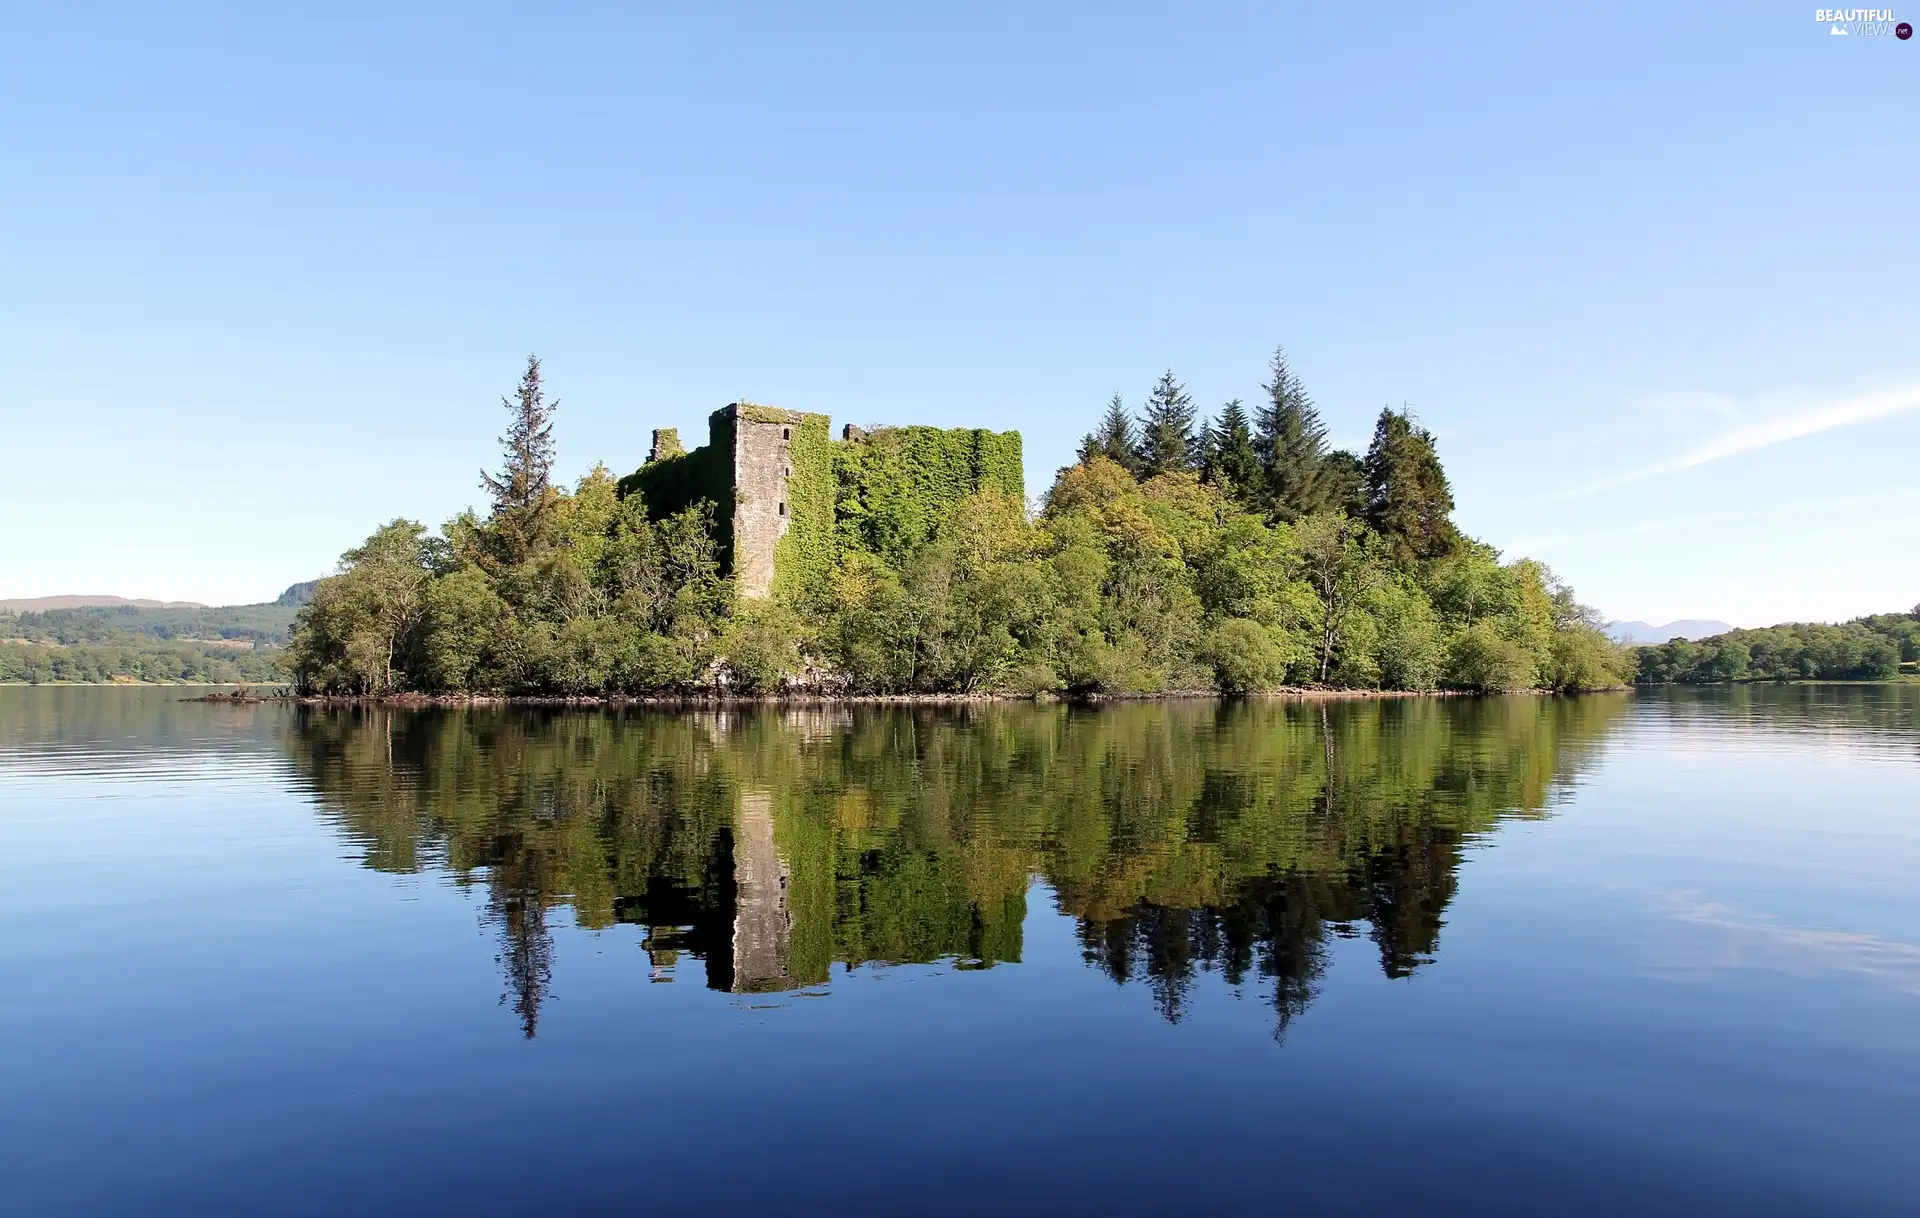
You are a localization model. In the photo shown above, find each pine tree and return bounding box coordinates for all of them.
[1363,407,1458,562]
[484,355,558,514]
[1079,393,1141,473]
[1134,371,1197,477]
[1203,399,1262,502]
[480,354,560,564]
[1319,449,1368,518]
[1254,347,1330,521]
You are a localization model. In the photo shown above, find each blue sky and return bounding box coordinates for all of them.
[3,2,1915,625]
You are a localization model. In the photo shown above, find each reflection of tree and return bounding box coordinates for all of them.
[490,884,552,1039]
[280,695,1629,1037]
[1076,832,1456,1036]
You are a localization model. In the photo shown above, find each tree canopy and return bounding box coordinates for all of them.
[285,349,1644,698]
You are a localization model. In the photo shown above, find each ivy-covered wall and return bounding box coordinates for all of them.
[833,426,1025,568]
[618,409,736,541]
[766,409,837,605]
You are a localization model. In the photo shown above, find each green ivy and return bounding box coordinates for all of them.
[770,411,837,606]
[618,408,736,561]
[833,426,1024,567]
[622,406,1024,609]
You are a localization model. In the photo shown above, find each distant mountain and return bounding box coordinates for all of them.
[0,595,208,612]
[1607,619,1737,645]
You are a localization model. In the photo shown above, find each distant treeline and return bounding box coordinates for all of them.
[0,641,285,685]
[0,600,298,647]
[289,351,1634,697]
[1634,612,1919,684]
[0,596,304,684]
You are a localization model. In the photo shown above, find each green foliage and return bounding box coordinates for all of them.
[617,409,734,540]
[1448,621,1537,693]
[286,350,1635,699]
[834,426,973,567]
[287,519,434,694]
[0,602,297,646]
[1079,393,1140,473]
[0,640,284,684]
[479,355,561,566]
[769,411,838,606]
[1204,617,1290,695]
[1364,408,1458,562]
[1255,347,1333,521]
[720,600,801,693]
[1202,398,1262,504]
[1134,371,1198,476]
[1636,616,1911,684]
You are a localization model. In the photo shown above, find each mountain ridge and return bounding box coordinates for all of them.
[0,595,209,612]
[1607,619,1738,644]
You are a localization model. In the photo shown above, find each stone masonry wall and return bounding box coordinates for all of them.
[729,404,802,600]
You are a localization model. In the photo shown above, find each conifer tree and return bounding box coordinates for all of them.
[481,355,560,564]
[1203,399,1262,501]
[1134,371,1197,476]
[1319,449,1368,518]
[1079,393,1141,473]
[1363,407,1458,562]
[1254,347,1331,521]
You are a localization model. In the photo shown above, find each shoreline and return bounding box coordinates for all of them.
[185,686,1594,707]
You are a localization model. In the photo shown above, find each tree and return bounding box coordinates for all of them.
[1448,621,1535,692]
[1363,408,1457,562]
[288,519,433,693]
[1203,399,1262,501]
[1319,450,1367,518]
[1255,347,1331,521]
[1204,617,1289,695]
[481,355,560,564]
[1134,371,1197,477]
[1294,513,1380,684]
[1079,394,1141,474]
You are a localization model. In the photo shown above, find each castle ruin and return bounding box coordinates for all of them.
[620,402,1025,599]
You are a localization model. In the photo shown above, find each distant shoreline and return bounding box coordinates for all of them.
[0,681,285,688]
[181,687,1598,707]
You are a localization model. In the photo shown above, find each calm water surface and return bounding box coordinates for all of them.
[1,686,1916,1215]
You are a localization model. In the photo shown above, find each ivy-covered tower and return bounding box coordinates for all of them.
[618,402,1023,601]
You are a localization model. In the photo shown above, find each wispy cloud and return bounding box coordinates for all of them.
[1652,890,1920,994]
[1545,383,1920,503]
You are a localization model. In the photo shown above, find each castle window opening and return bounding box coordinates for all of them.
[782,427,790,440]
[778,501,787,516]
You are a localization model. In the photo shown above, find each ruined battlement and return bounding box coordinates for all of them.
[618,402,1023,600]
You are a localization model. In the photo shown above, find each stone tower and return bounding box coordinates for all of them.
[727,404,803,600]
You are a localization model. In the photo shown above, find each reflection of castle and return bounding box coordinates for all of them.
[612,788,808,995]
[730,790,796,994]
[292,696,1627,1037]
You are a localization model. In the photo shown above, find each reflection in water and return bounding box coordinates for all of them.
[279,696,1631,1037]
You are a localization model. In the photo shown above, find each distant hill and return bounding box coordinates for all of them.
[0,601,297,645]
[0,595,208,612]
[1607,619,1737,645]
[276,580,320,607]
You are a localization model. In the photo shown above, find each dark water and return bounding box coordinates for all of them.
[2,687,1916,1216]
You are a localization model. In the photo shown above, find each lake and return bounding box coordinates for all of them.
[1,686,1916,1215]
